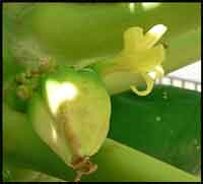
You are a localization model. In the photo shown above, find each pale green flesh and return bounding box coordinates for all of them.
[30,94,72,165]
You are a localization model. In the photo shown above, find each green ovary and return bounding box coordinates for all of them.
[29,67,111,170]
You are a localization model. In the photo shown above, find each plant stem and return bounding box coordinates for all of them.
[4,3,201,95]
[4,3,200,67]
[3,104,200,182]
[86,139,200,182]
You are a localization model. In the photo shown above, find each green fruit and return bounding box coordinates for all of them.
[29,66,111,180]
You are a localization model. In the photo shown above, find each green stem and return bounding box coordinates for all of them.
[4,3,201,95]
[3,164,65,182]
[88,139,199,182]
[3,104,200,182]
[4,3,200,67]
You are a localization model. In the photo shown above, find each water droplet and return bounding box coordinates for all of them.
[162,91,168,100]
[170,129,174,134]
[155,116,161,122]
[3,170,11,181]
[194,139,198,145]
[163,95,168,100]
[196,145,200,151]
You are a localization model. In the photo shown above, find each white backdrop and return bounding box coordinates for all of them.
[168,61,201,83]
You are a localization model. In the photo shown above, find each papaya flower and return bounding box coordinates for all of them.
[93,24,167,96]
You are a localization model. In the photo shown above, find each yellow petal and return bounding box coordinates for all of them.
[133,44,165,71]
[140,24,167,49]
[130,73,154,96]
[124,27,144,52]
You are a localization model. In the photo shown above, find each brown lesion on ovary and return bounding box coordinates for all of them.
[56,101,97,182]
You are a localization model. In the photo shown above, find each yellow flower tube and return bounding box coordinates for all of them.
[93,24,167,96]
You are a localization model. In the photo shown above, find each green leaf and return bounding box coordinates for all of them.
[108,85,201,175]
